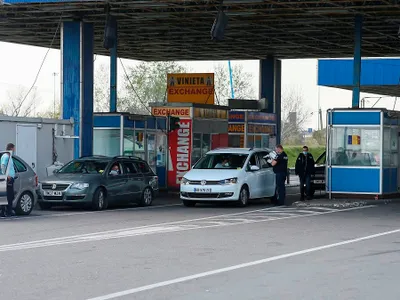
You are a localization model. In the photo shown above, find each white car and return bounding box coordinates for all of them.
[180,148,276,207]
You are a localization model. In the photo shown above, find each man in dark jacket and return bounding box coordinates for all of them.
[295,145,315,200]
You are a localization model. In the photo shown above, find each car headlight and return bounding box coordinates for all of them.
[70,183,89,190]
[181,177,189,185]
[219,178,238,185]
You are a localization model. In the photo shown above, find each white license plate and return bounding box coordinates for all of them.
[43,190,62,196]
[194,188,212,193]
[314,180,325,184]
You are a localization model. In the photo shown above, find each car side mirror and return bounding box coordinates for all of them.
[53,169,58,174]
[250,165,260,171]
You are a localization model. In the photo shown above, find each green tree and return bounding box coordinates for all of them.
[121,61,188,114]
[94,63,111,112]
[212,63,256,105]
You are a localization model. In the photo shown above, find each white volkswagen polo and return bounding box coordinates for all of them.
[180,148,276,207]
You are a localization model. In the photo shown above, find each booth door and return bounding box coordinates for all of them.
[211,133,228,149]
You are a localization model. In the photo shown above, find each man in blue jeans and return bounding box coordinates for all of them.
[1,143,16,217]
[270,145,288,206]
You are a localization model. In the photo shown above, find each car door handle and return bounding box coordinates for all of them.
[0,178,5,182]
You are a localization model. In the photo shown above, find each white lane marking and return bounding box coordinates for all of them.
[0,206,374,252]
[23,204,182,219]
[87,227,400,300]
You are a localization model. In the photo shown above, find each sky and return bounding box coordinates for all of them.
[0,41,393,130]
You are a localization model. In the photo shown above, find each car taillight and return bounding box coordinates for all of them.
[34,174,38,187]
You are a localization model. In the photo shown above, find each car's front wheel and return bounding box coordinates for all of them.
[237,186,249,207]
[92,188,107,211]
[15,192,34,215]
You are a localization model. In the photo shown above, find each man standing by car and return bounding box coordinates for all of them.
[1,143,16,217]
[269,145,288,206]
[295,145,315,201]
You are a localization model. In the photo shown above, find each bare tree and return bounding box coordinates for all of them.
[281,87,311,145]
[213,63,255,105]
[37,102,61,119]
[3,86,39,117]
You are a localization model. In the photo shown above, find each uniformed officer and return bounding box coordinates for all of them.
[295,145,315,200]
[270,145,288,206]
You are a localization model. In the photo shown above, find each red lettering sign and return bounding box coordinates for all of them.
[168,119,192,188]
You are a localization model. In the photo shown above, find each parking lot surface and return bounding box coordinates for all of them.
[1,191,399,300]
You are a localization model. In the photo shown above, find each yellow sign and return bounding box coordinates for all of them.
[228,124,245,133]
[194,108,227,119]
[167,73,215,105]
[151,107,191,119]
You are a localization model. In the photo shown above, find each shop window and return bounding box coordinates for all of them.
[192,133,202,165]
[94,129,121,156]
[156,132,166,168]
[330,127,380,166]
[228,135,242,148]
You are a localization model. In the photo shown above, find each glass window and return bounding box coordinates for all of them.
[109,162,123,176]
[156,132,167,168]
[94,129,121,156]
[134,161,152,174]
[257,152,270,168]
[193,153,248,169]
[331,127,380,166]
[14,158,27,172]
[123,162,138,174]
[228,135,242,148]
[58,160,109,174]
[147,133,156,172]
[202,134,211,155]
[192,133,202,165]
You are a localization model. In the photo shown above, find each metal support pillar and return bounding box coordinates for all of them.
[110,21,118,113]
[352,15,363,108]
[259,57,282,144]
[61,21,94,158]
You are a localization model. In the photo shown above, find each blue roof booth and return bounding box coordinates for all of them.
[93,113,168,188]
[326,108,400,198]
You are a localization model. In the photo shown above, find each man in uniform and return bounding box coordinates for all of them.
[295,145,315,201]
[269,145,288,206]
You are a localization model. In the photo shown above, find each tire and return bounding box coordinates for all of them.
[38,202,52,210]
[92,188,107,211]
[237,186,249,207]
[139,187,153,207]
[15,192,34,216]
[182,200,196,207]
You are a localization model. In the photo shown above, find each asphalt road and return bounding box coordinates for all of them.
[1,190,399,300]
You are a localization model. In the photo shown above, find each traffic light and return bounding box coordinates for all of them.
[169,116,180,132]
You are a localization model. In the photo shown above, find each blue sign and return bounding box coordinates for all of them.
[247,112,277,124]
[228,111,245,123]
[307,128,313,133]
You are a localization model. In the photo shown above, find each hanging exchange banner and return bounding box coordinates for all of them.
[167,73,214,105]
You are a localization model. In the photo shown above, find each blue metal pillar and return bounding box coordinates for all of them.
[110,22,118,112]
[61,21,94,158]
[259,56,282,144]
[352,15,363,108]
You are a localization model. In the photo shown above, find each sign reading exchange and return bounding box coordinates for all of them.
[167,73,215,105]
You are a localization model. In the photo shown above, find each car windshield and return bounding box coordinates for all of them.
[316,151,326,165]
[193,153,248,169]
[57,160,109,174]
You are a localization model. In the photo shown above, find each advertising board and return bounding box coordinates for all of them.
[167,73,214,104]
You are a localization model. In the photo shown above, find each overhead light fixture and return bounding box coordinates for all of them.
[211,0,228,41]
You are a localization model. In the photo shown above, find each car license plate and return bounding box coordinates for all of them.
[43,190,62,196]
[194,188,211,193]
[314,180,325,184]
